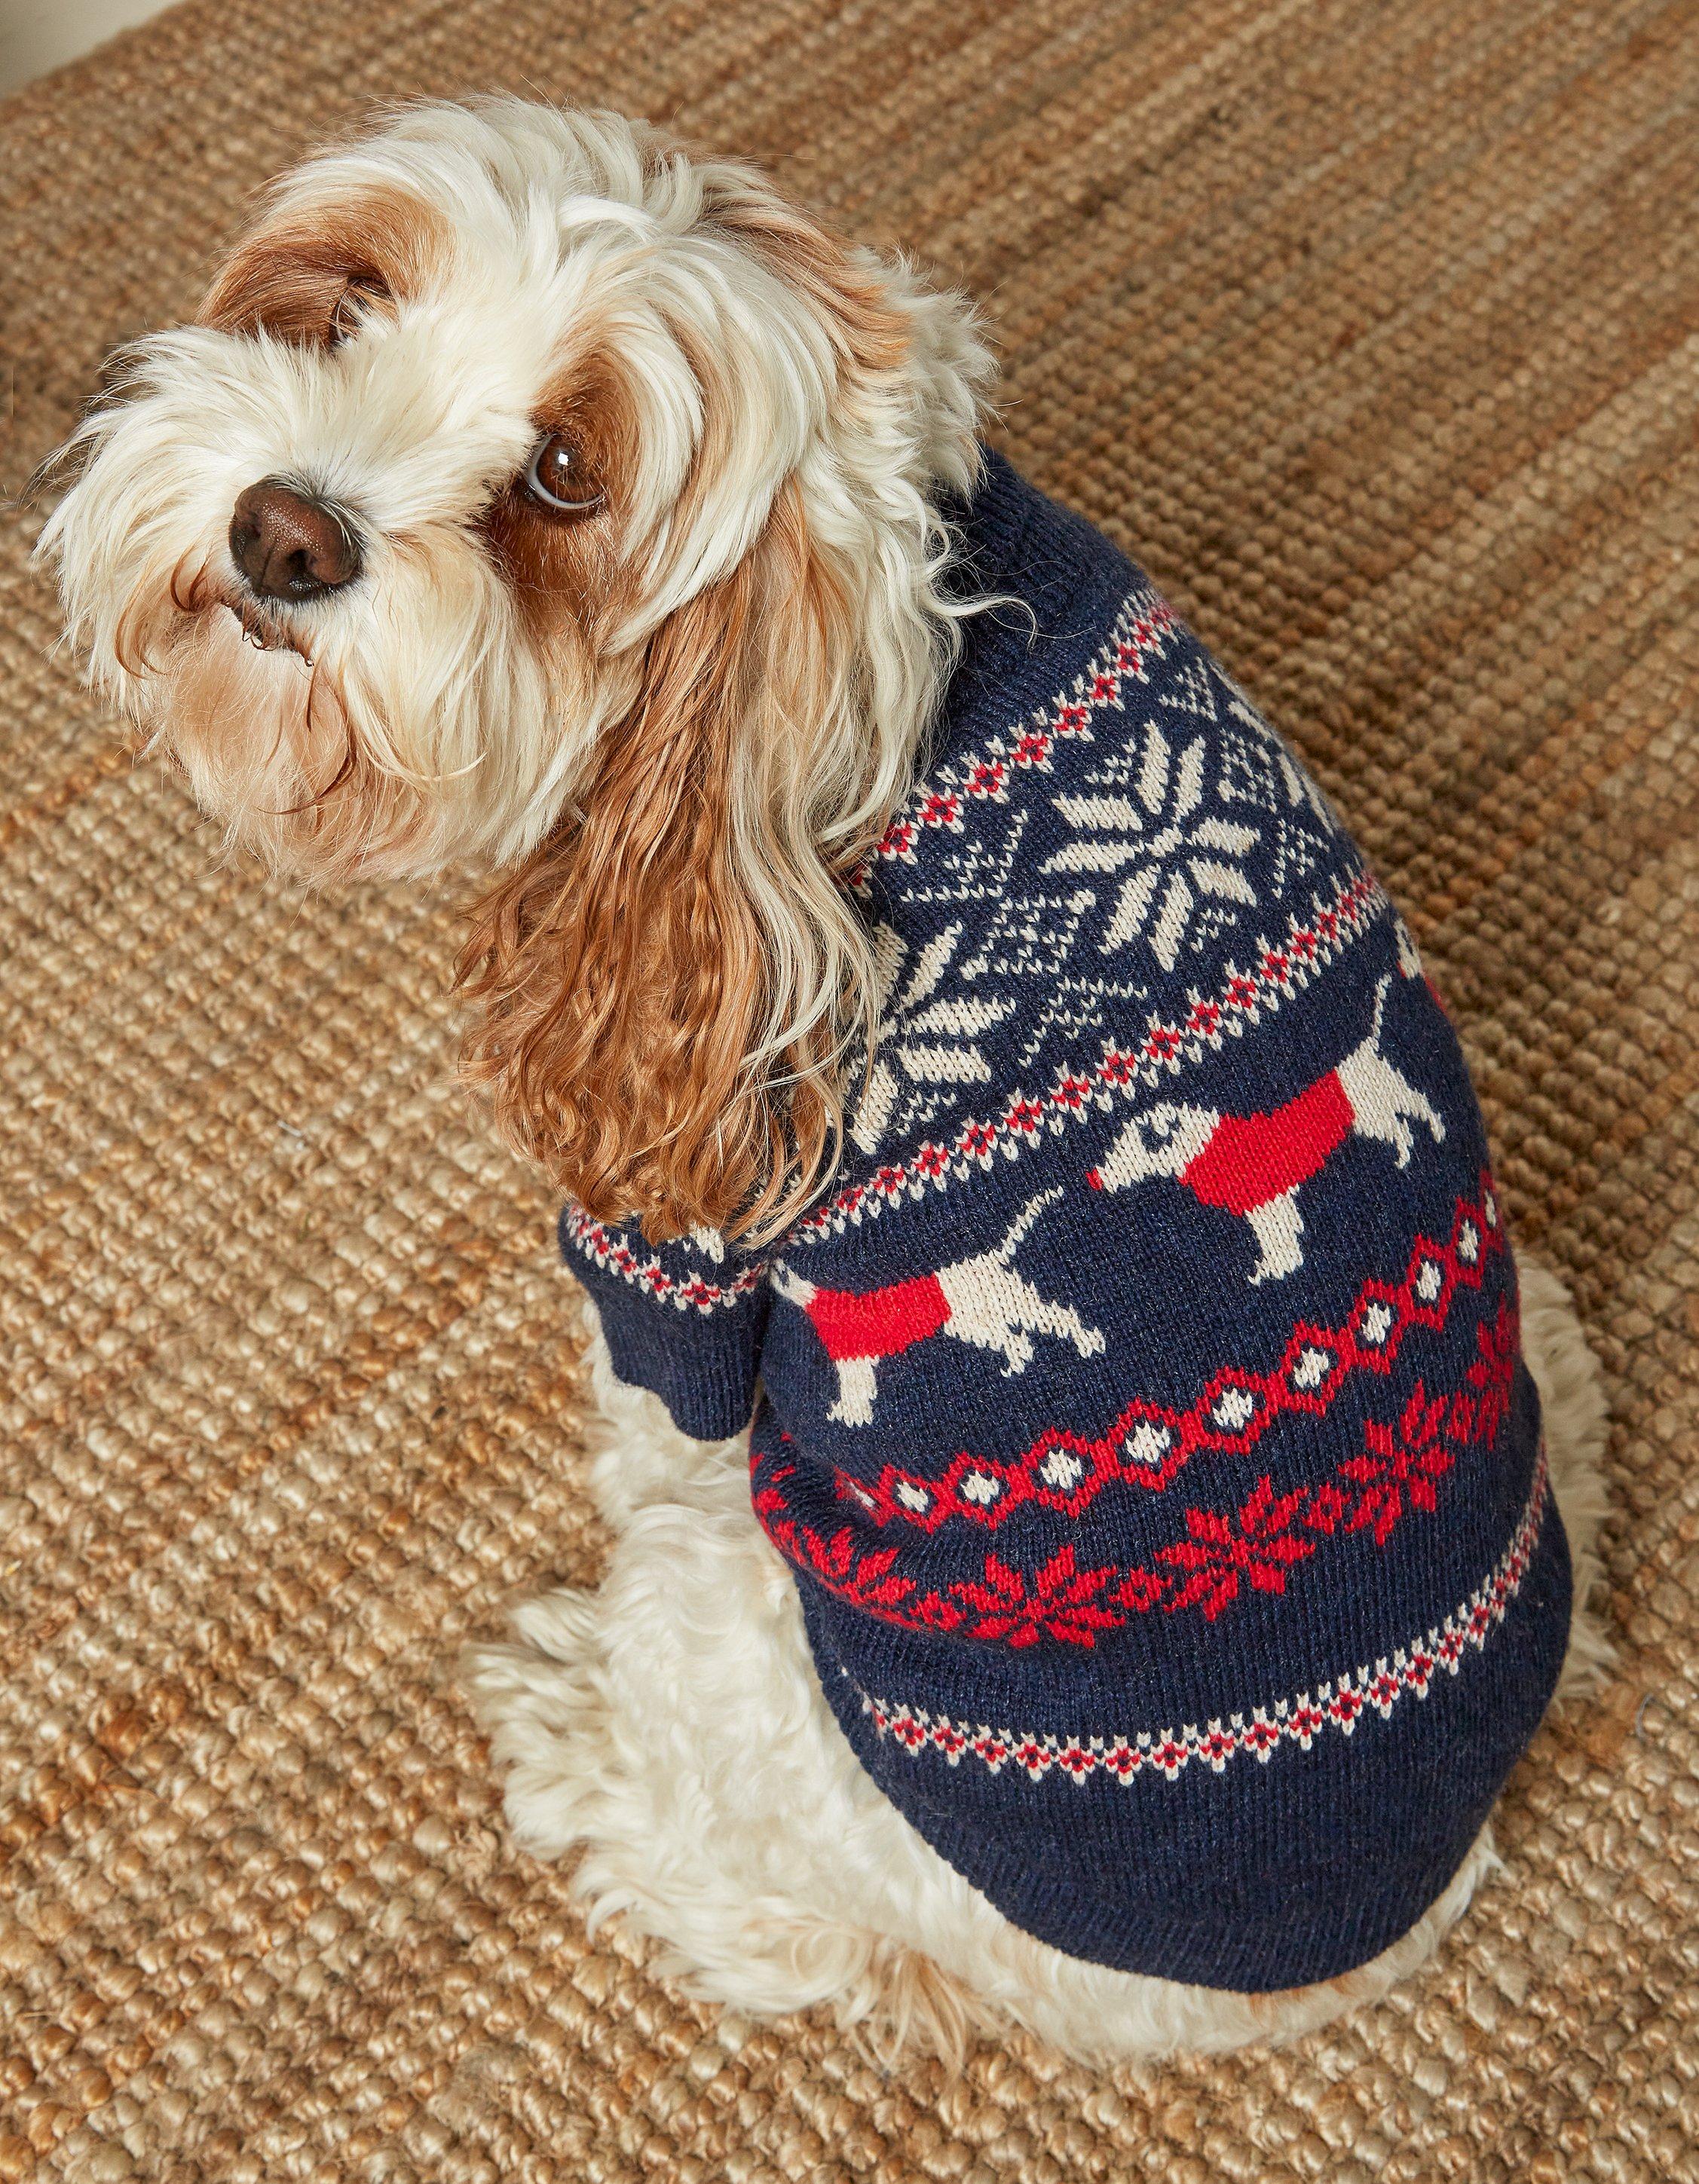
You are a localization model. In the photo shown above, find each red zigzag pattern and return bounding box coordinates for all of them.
[831,1183,1505,1533]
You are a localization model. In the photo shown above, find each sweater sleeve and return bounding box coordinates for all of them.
[557,1204,770,1440]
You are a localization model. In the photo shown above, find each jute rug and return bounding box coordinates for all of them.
[2,2,1696,2176]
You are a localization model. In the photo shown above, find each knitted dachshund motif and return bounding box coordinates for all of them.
[1088,975,1445,1283]
[773,1191,1104,1425]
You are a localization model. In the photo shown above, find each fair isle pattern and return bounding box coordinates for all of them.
[868,588,1180,867]
[753,1218,1521,1650]
[850,1442,1551,1786]
[557,566,1380,1302]
[846,580,1352,1167]
[556,436,1572,1970]
[560,1207,764,1311]
[11,1,1694,2160]
[558,861,1391,1313]
[557,859,1391,1313]
[831,1184,1504,1532]
[792,866,1389,1247]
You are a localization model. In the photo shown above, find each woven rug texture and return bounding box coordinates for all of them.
[2,2,1697,2178]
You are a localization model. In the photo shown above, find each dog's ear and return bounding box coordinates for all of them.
[458,161,996,1245]
[459,479,877,1243]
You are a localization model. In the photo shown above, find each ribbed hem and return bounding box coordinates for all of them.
[592,1300,760,1441]
[559,1209,764,1441]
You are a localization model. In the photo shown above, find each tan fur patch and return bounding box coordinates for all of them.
[477,348,641,649]
[458,482,862,1244]
[199,184,452,344]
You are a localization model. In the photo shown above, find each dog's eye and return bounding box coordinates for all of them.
[523,432,602,515]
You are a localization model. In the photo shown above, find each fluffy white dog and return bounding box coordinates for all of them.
[40,97,1610,2065]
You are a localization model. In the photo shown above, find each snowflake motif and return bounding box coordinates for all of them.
[954,885,1147,1078]
[850,922,1018,1155]
[1263,721,1337,832]
[1326,1381,1456,1546]
[765,1513,917,1619]
[1040,723,1261,971]
[817,594,1371,1168]
[1453,1300,1520,1449]
[1214,674,1337,821]
[949,1543,1123,1648]
[1113,1566,1169,1613]
[1153,1476,1317,1620]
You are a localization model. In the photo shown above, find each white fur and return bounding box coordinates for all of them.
[1520,1259,1614,1701]
[464,1253,1610,2066]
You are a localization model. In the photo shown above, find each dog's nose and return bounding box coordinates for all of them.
[228,479,362,602]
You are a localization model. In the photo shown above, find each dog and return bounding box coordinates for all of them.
[1089,974,1447,1283]
[772,1190,1104,1425]
[39,97,1611,2066]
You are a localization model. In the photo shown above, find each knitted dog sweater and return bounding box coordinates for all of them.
[562,451,1572,1993]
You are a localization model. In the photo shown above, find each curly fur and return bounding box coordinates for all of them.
[39,96,993,1240]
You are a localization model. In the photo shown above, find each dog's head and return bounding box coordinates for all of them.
[1088,1104,1219,1192]
[41,99,993,1239]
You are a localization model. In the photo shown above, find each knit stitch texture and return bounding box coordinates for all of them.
[563,451,1572,1992]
